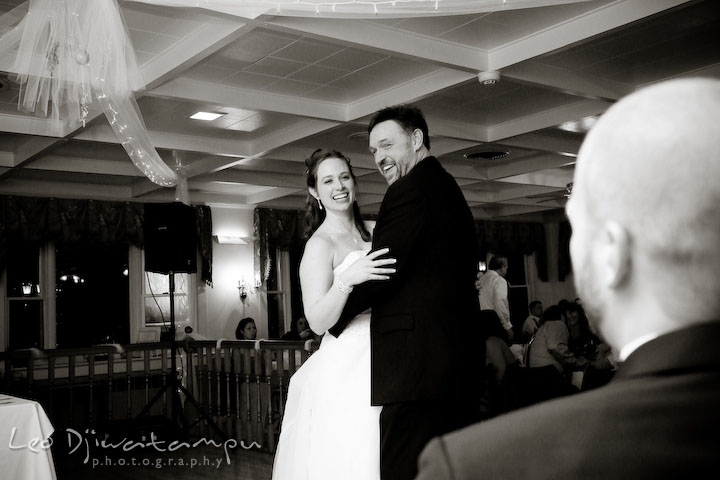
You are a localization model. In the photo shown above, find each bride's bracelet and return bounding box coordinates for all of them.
[334,279,353,294]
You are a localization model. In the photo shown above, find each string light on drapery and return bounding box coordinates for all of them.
[269,0,517,16]
[269,0,453,16]
[137,0,596,18]
[0,0,183,193]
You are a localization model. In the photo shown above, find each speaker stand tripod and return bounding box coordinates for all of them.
[136,272,227,442]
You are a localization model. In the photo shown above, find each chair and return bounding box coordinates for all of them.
[137,328,158,343]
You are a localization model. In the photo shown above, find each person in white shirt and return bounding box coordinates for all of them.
[477,255,513,342]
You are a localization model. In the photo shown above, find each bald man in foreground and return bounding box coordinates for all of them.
[414,78,720,479]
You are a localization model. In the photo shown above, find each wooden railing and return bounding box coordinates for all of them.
[182,339,319,451]
[0,339,319,452]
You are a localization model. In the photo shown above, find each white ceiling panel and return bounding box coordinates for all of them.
[0,0,715,221]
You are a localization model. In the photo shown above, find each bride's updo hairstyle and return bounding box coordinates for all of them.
[304,148,371,242]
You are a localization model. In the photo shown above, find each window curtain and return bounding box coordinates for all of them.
[475,220,548,282]
[0,195,213,285]
[195,205,213,286]
[253,210,556,285]
[254,208,306,288]
[252,210,556,285]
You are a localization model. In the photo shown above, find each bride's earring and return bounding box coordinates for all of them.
[318,198,323,210]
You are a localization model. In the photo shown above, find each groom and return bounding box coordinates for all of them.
[333,104,483,479]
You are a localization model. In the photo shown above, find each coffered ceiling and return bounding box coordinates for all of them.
[0,0,717,221]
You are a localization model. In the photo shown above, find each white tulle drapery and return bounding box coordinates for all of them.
[130,0,596,18]
[0,0,184,193]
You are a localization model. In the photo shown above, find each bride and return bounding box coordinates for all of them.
[272,149,396,479]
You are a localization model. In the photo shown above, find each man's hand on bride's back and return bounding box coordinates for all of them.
[339,248,396,287]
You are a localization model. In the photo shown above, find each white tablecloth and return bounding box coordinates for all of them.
[0,393,57,480]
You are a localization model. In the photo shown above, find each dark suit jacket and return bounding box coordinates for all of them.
[415,321,720,479]
[331,156,481,405]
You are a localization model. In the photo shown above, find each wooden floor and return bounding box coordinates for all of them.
[51,416,275,480]
[55,443,275,480]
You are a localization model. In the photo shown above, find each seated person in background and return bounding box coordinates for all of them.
[562,302,617,390]
[527,305,587,376]
[281,316,319,341]
[521,300,543,342]
[557,298,572,321]
[235,317,257,340]
[563,302,598,358]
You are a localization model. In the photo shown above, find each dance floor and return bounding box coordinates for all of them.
[54,440,275,480]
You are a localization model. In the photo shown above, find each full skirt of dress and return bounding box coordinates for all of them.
[272,313,381,480]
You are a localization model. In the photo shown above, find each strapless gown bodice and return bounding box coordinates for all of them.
[333,249,368,275]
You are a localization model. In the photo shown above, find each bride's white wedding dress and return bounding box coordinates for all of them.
[272,250,381,480]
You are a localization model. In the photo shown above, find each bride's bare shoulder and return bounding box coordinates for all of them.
[301,232,334,269]
[305,229,333,250]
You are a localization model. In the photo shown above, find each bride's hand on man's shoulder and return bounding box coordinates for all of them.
[339,248,396,287]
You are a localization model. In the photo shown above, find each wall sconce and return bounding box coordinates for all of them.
[478,261,487,274]
[214,235,249,245]
[238,276,256,301]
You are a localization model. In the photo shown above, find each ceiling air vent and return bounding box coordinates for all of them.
[464,150,510,160]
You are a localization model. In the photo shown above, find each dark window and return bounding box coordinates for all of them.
[6,242,42,350]
[55,243,130,347]
[266,243,305,339]
[6,243,40,297]
[266,246,282,339]
[504,251,527,287]
[9,300,43,350]
[497,251,529,336]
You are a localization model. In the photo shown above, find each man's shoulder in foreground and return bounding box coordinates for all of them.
[418,382,720,479]
[415,322,720,480]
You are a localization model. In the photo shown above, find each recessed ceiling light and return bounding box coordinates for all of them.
[558,115,599,133]
[190,111,224,121]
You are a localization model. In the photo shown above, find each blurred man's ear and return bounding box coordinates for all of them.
[599,221,631,289]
